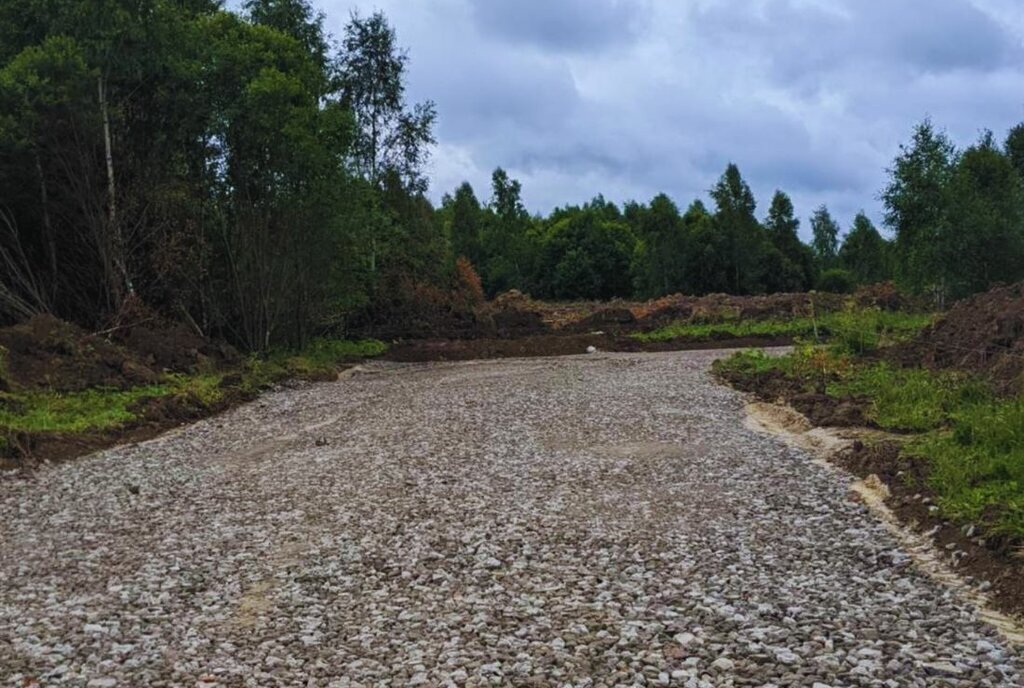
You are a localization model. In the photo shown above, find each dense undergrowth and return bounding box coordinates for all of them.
[0,338,385,457]
[715,337,1024,537]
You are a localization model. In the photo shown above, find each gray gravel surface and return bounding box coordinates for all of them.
[1,350,1021,687]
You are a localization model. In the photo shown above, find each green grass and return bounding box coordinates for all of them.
[828,363,990,432]
[0,338,387,446]
[633,316,819,343]
[0,385,170,433]
[636,307,933,347]
[242,338,387,391]
[270,338,386,377]
[912,400,1024,536]
[717,343,1024,536]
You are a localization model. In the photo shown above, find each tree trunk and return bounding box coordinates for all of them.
[98,74,132,306]
[34,152,57,301]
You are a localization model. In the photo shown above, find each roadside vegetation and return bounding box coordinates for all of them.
[636,305,932,346]
[0,337,385,460]
[715,332,1024,538]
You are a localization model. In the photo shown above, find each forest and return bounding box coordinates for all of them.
[3,0,1024,351]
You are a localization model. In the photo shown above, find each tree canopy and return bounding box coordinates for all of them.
[1,1,1022,344]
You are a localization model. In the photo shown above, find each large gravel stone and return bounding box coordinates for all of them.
[1,351,1020,685]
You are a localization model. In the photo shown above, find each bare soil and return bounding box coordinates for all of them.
[889,281,1024,393]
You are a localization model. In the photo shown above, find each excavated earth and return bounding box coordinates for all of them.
[1,351,1021,687]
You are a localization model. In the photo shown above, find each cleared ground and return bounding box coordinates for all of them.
[1,351,1020,686]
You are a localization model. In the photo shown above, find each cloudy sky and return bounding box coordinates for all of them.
[322,0,1024,238]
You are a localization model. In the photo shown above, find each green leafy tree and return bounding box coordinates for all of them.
[940,132,1024,298]
[480,168,536,295]
[1005,122,1024,179]
[810,205,840,269]
[445,182,484,266]
[338,11,436,192]
[244,0,330,76]
[683,200,731,294]
[631,194,688,298]
[839,212,889,284]
[882,119,957,298]
[763,190,815,290]
[538,202,636,300]
[709,164,765,294]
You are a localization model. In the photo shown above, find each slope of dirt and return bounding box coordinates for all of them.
[0,309,240,394]
[890,282,1024,393]
[109,310,240,374]
[0,315,160,392]
[836,441,1024,623]
[716,363,875,429]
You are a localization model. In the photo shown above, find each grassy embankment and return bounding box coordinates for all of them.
[0,338,386,454]
[712,308,1024,538]
[634,308,933,344]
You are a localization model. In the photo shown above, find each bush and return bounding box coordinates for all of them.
[454,256,485,308]
[817,268,856,294]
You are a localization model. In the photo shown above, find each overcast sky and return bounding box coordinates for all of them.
[322,0,1024,238]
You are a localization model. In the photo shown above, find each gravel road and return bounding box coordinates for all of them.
[2,350,1021,687]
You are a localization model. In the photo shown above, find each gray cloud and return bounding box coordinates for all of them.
[468,0,650,53]
[327,0,1024,239]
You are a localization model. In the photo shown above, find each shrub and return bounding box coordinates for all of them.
[817,268,856,294]
[454,256,485,308]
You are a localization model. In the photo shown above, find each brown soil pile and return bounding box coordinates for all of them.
[0,309,239,394]
[106,300,240,374]
[850,281,923,311]
[890,282,1024,393]
[629,291,854,330]
[0,315,160,392]
[385,334,795,363]
[367,284,909,341]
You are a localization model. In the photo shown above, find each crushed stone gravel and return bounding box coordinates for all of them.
[1,350,1021,686]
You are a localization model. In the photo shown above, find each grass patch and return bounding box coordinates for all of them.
[0,338,387,448]
[634,316,818,343]
[242,338,387,392]
[270,338,386,378]
[0,385,169,434]
[913,401,1024,536]
[637,307,933,348]
[828,363,990,432]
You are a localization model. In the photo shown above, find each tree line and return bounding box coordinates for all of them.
[2,0,1023,350]
[442,119,1024,306]
[0,0,444,349]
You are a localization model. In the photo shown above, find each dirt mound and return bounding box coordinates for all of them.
[487,291,550,338]
[890,283,1024,393]
[852,282,922,311]
[564,307,637,334]
[111,315,239,374]
[0,305,240,392]
[632,292,847,330]
[0,315,160,392]
[385,333,796,363]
